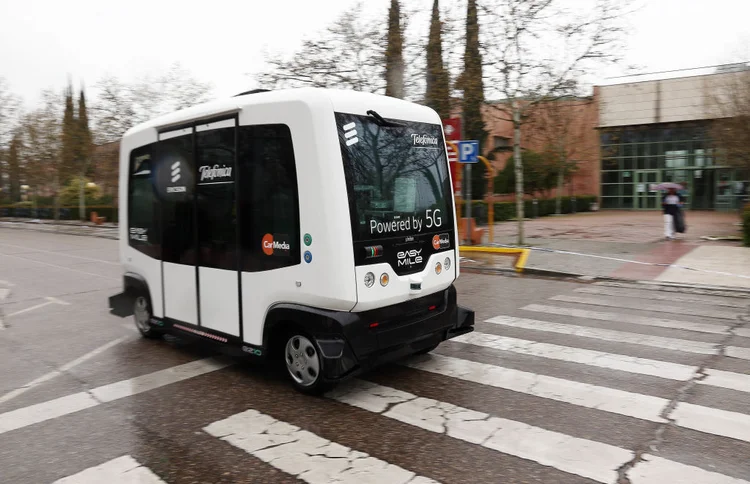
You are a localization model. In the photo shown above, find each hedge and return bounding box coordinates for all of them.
[455,196,598,225]
[0,205,119,223]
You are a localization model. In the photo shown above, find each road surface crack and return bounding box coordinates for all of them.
[615,313,749,484]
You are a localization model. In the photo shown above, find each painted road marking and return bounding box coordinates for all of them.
[452,331,697,380]
[327,380,749,484]
[629,454,750,484]
[0,250,119,281]
[0,336,131,405]
[0,241,120,266]
[524,303,731,335]
[204,409,440,484]
[0,357,231,435]
[574,286,749,309]
[404,353,667,422]
[0,288,9,300]
[549,295,741,321]
[404,353,750,444]
[454,331,750,394]
[486,315,718,355]
[7,296,72,318]
[53,455,165,483]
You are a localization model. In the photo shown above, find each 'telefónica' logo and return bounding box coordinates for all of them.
[411,133,439,147]
[262,233,291,256]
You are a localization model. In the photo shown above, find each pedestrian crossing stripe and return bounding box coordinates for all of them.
[53,455,165,483]
[574,286,750,309]
[326,380,750,484]
[550,294,742,320]
[523,303,732,335]
[203,408,440,484]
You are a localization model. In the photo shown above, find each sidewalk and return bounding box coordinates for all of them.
[465,210,750,289]
[0,218,119,239]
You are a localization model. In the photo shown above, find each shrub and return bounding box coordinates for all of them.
[743,203,750,247]
[455,195,597,225]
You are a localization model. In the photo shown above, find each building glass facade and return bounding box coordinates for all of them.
[600,121,748,210]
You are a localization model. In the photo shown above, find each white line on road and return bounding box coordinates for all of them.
[574,286,749,309]
[454,330,750,395]
[7,296,71,318]
[523,303,731,335]
[486,315,719,355]
[204,409,439,484]
[549,295,741,321]
[405,353,750,444]
[0,336,131,405]
[0,250,118,281]
[53,455,166,484]
[327,380,749,484]
[404,353,668,422]
[0,241,120,266]
[629,454,750,484]
[0,357,231,435]
[0,288,9,301]
[452,331,697,380]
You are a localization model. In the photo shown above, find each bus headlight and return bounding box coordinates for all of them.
[380,273,389,287]
[364,272,375,288]
[435,262,442,275]
[444,257,451,271]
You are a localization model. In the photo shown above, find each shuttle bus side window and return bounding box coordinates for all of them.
[157,134,196,266]
[128,143,161,259]
[238,124,301,272]
[196,127,237,270]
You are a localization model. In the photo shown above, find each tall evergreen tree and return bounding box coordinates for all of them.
[61,82,77,183]
[8,134,21,203]
[77,87,93,174]
[461,0,487,199]
[385,0,405,99]
[425,0,450,118]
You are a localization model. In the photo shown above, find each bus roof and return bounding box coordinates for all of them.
[122,87,440,139]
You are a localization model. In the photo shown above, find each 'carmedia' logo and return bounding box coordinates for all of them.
[262,234,291,256]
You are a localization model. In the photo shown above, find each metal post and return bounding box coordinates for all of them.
[571,195,577,214]
[533,198,538,219]
[465,163,472,244]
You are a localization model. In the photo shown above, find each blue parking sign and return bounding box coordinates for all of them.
[458,140,479,163]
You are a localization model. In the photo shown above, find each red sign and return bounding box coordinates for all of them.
[442,118,461,141]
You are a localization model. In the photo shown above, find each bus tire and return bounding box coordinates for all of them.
[132,291,162,340]
[282,330,328,395]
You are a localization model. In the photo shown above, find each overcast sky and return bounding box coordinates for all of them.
[1,0,749,109]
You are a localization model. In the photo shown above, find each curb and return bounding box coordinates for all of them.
[0,221,118,240]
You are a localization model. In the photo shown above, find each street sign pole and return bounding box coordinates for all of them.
[458,140,480,244]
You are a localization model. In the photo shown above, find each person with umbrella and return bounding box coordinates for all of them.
[658,182,685,240]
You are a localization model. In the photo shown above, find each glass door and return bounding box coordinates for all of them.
[635,170,660,209]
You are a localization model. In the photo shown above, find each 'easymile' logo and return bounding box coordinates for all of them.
[343,122,358,146]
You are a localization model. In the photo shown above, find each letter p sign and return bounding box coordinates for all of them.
[458,140,479,163]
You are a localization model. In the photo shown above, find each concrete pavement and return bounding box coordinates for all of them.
[1,229,750,483]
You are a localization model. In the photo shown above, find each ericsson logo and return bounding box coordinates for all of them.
[171,161,181,183]
[343,122,358,146]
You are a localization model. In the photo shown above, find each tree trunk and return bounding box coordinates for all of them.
[513,107,524,245]
[53,172,60,221]
[555,166,564,215]
[79,177,85,222]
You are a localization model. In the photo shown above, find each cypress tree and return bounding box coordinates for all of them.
[385,0,405,99]
[77,87,93,174]
[61,82,77,183]
[425,0,450,118]
[461,0,487,199]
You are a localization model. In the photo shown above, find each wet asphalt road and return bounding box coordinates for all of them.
[1,229,749,484]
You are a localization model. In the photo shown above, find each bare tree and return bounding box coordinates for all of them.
[705,66,750,174]
[480,0,633,244]
[0,77,21,197]
[91,63,213,143]
[17,89,64,216]
[524,92,598,214]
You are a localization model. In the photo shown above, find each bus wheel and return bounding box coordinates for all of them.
[283,333,326,394]
[133,293,162,339]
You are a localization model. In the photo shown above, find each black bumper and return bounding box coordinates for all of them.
[310,284,475,382]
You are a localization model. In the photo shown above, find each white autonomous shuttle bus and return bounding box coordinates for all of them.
[110,87,475,393]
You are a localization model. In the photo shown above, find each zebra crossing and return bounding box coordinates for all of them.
[27,282,750,483]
